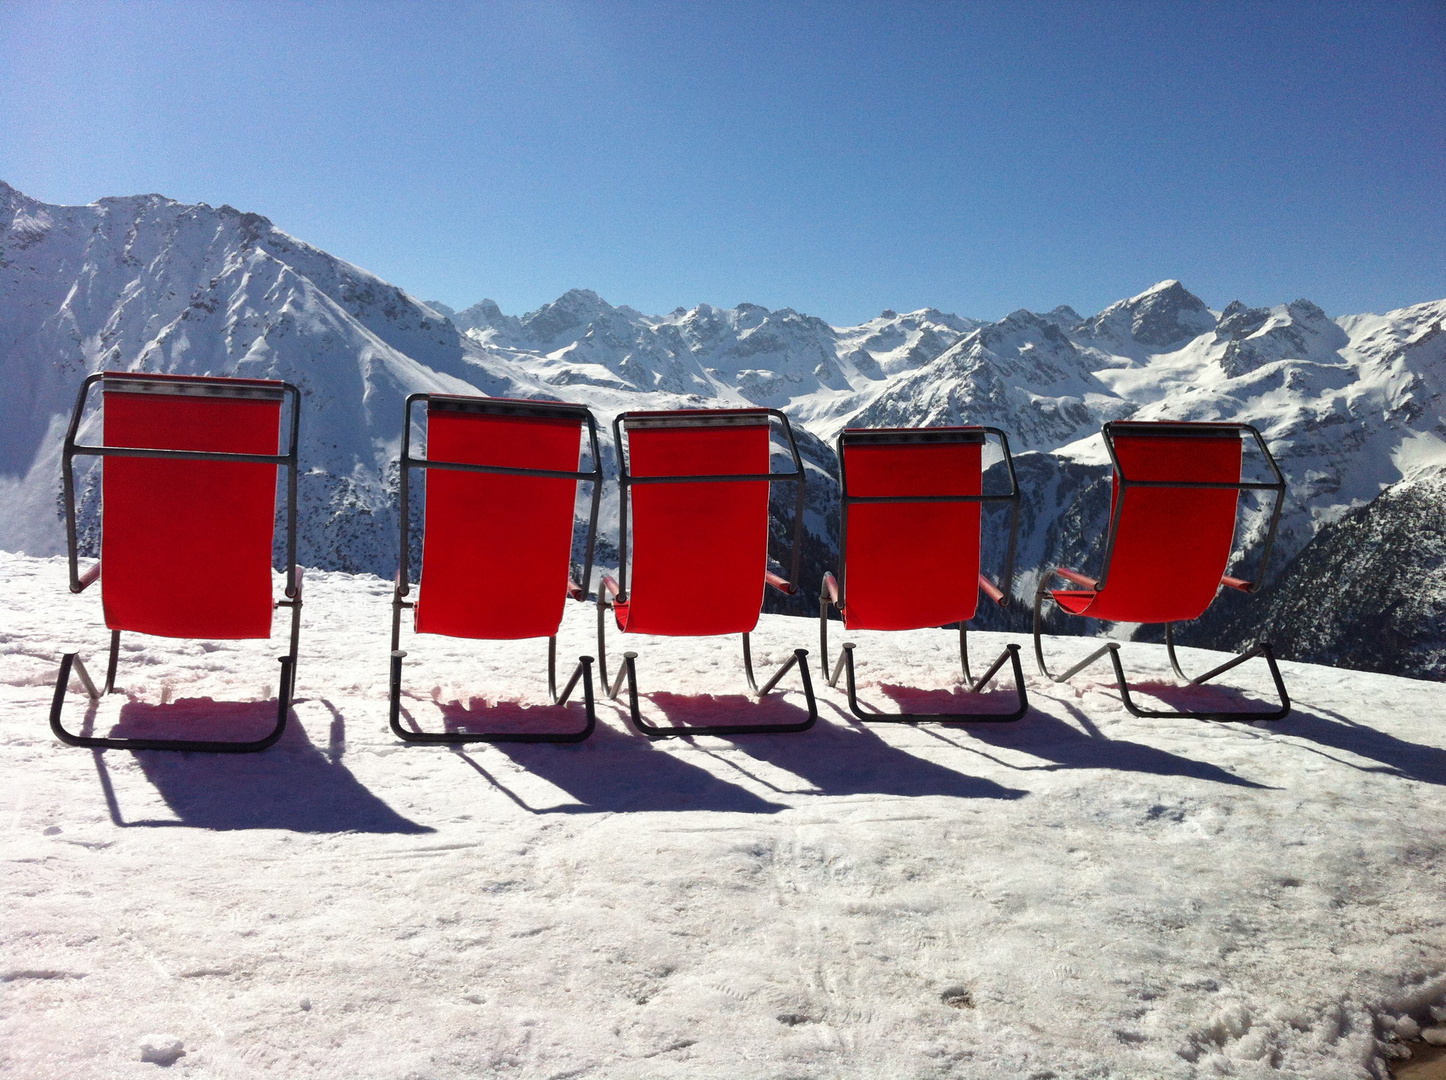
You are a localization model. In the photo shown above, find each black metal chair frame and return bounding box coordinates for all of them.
[50,372,303,753]
[820,426,1027,724]
[598,408,818,738]
[1033,421,1291,722]
[390,395,601,744]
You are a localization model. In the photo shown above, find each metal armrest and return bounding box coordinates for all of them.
[1221,575,1252,592]
[821,572,839,606]
[1053,567,1099,590]
[74,562,100,594]
[278,565,304,606]
[765,570,795,595]
[978,573,1006,606]
[601,575,622,600]
[567,577,586,601]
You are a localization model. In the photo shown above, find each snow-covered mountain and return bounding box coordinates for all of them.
[3,182,1443,676]
[447,286,979,411]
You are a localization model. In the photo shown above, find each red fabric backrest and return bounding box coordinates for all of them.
[622,414,771,636]
[841,433,983,631]
[101,379,281,639]
[1091,428,1242,623]
[415,406,585,640]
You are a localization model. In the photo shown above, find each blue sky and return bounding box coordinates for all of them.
[2,1,1442,325]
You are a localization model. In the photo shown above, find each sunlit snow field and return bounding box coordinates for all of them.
[2,550,1444,1079]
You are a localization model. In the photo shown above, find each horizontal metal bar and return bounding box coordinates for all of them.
[841,427,986,446]
[70,445,291,465]
[1118,478,1284,491]
[843,492,1017,504]
[1105,422,1246,439]
[623,470,803,485]
[402,456,601,481]
[622,411,771,430]
[427,396,591,421]
[103,376,286,401]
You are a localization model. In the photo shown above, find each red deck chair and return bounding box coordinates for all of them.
[388,395,601,743]
[597,409,817,737]
[50,371,302,752]
[820,426,1028,723]
[1033,421,1290,720]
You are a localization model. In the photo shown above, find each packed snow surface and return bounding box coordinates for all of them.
[3,550,1444,1078]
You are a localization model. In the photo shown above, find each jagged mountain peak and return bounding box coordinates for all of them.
[452,298,519,337]
[515,289,630,351]
[1212,296,1348,375]
[1,178,41,215]
[1080,279,1217,352]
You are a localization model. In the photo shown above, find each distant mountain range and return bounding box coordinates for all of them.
[3,180,1442,678]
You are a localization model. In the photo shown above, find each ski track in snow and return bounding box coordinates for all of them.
[2,551,1444,1079]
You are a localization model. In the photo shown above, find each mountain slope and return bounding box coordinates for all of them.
[0,180,548,571]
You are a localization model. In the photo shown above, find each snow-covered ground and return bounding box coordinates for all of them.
[3,550,1444,1079]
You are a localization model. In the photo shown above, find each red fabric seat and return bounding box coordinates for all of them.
[101,376,284,639]
[414,405,586,640]
[1050,428,1242,623]
[839,432,983,630]
[614,413,771,637]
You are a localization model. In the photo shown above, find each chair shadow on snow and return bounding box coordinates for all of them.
[873,683,1031,718]
[919,697,1272,789]
[1109,678,1287,718]
[833,678,1266,789]
[688,698,1030,801]
[419,703,788,815]
[1260,704,1446,787]
[85,698,431,834]
[424,696,591,738]
[645,690,812,733]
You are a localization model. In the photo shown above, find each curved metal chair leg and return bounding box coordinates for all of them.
[818,592,831,682]
[1034,585,1290,721]
[620,646,819,739]
[837,639,1027,724]
[389,647,597,744]
[1034,577,1119,684]
[596,594,610,697]
[50,651,292,753]
[104,630,121,695]
[1141,624,1291,721]
[742,632,759,693]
